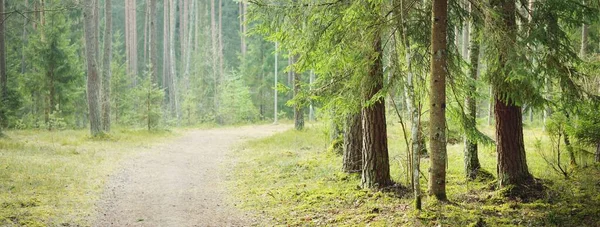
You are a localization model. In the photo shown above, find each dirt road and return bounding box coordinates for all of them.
[94,125,288,227]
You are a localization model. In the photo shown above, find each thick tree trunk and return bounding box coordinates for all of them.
[343,113,362,173]
[495,97,532,186]
[102,0,113,132]
[464,2,481,180]
[84,0,103,136]
[492,0,533,189]
[429,0,448,200]
[360,30,392,189]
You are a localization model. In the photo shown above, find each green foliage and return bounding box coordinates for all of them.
[134,75,164,131]
[217,72,259,124]
[229,124,600,226]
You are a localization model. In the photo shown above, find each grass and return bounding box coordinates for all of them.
[0,127,175,226]
[227,120,600,226]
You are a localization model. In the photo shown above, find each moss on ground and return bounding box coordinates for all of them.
[228,122,600,226]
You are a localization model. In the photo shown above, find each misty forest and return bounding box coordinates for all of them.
[1,0,600,226]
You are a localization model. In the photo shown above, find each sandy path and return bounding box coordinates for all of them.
[94,125,288,227]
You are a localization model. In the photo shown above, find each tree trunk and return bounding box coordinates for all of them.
[274,42,278,123]
[343,113,362,173]
[102,0,113,132]
[360,29,392,189]
[163,0,170,91]
[183,0,195,92]
[125,0,138,85]
[429,0,448,200]
[149,0,157,83]
[84,0,103,136]
[0,0,5,130]
[492,0,533,189]
[580,3,588,57]
[168,0,178,116]
[211,0,218,116]
[309,71,315,121]
[292,55,304,130]
[240,2,247,58]
[464,9,481,180]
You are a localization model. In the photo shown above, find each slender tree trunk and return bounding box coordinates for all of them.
[361,28,392,189]
[183,0,195,92]
[491,0,533,189]
[169,0,178,116]
[274,42,278,124]
[84,0,103,136]
[149,0,157,83]
[343,112,362,173]
[211,0,218,116]
[218,0,223,79]
[309,70,315,121]
[291,55,304,130]
[240,2,247,58]
[464,6,481,180]
[102,0,113,132]
[429,0,448,200]
[0,0,6,129]
[488,87,493,125]
[580,3,588,57]
[163,0,170,92]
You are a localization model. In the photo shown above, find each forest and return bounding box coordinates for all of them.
[0,0,599,226]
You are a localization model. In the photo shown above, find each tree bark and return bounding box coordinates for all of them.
[580,1,589,58]
[84,0,103,136]
[464,0,481,180]
[168,0,178,116]
[163,0,170,90]
[102,0,113,132]
[149,0,157,84]
[343,113,362,173]
[360,29,392,189]
[491,0,533,188]
[292,55,304,130]
[429,0,448,200]
[0,0,6,130]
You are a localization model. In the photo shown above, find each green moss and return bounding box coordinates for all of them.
[228,123,600,226]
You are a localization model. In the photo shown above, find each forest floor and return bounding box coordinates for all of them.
[94,124,289,226]
[229,122,600,226]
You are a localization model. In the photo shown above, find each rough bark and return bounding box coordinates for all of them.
[464,1,481,180]
[360,30,392,189]
[102,0,113,132]
[429,0,448,200]
[343,113,362,173]
[492,0,533,189]
[84,0,103,136]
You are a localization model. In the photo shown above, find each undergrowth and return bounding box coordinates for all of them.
[0,127,174,226]
[228,123,600,226]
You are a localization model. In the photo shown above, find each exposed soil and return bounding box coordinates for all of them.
[94,124,288,227]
